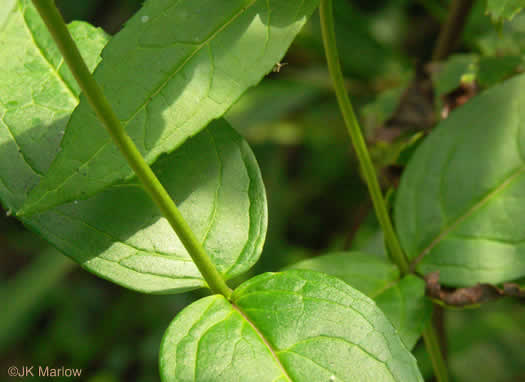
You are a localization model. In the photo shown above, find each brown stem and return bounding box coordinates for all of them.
[433,306,448,360]
[432,0,476,61]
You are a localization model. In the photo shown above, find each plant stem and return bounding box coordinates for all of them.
[422,322,450,382]
[31,0,232,299]
[432,0,476,61]
[319,0,409,275]
[320,1,450,381]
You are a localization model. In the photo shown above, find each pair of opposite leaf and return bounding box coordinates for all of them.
[1,1,426,381]
[4,0,525,381]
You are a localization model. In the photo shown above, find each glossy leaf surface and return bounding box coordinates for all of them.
[396,73,525,286]
[21,0,321,215]
[160,270,423,382]
[288,253,432,349]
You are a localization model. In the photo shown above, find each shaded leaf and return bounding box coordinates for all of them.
[432,54,523,95]
[286,252,399,296]
[374,275,432,350]
[0,2,268,294]
[24,121,267,293]
[396,73,525,286]
[477,55,523,87]
[21,0,321,216]
[160,270,423,382]
[432,54,478,97]
[0,0,108,212]
[288,253,432,349]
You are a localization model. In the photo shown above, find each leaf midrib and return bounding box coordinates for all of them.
[232,303,293,382]
[412,164,525,268]
[122,0,257,125]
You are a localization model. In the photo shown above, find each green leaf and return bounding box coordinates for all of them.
[432,54,523,95]
[24,120,267,293]
[0,2,268,294]
[432,54,478,97]
[486,0,525,22]
[396,73,525,286]
[21,0,321,216]
[0,0,108,213]
[287,252,432,349]
[286,252,400,296]
[0,0,16,30]
[160,270,423,382]
[374,275,432,350]
[477,55,523,87]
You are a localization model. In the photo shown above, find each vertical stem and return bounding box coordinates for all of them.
[320,1,450,381]
[432,0,476,61]
[319,0,409,275]
[422,323,450,382]
[31,0,232,299]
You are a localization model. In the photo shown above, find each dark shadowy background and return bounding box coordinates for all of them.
[2,1,525,381]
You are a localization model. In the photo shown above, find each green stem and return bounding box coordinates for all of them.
[319,0,409,275]
[31,0,232,299]
[422,322,450,382]
[320,1,450,381]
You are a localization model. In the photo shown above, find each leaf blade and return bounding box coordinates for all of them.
[0,0,108,212]
[24,120,267,294]
[21,0,321,215]
[287,252,432,349]
[160,270,424,382]
[396,73,525,286]
[486,0,525,22]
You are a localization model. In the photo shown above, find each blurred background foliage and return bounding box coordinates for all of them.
[2,0,525,381]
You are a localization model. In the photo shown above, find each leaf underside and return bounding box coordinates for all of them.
[21,0,321,216]
[396,73,525,286]
[160,270,423,382]
[0,0,108,212]
[288,252,432,349]
[25,120,267,293]
[0,0,268,294]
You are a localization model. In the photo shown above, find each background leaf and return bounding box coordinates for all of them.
[0,248,74,351]
[373,275,432,350]
[486,0,525,23]
[286,252,399,296]
[396,73,525,286]
[160,270,423,382]
[432,53,523,96]
[25,120,268,293]
[288,252,432,349]
[21,0,321,216]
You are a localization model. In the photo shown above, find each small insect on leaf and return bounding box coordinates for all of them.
[273,62,288,73]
